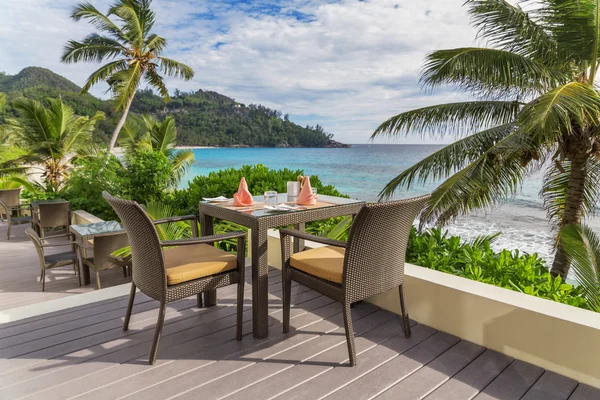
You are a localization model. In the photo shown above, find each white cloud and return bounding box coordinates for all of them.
[0,0,479,143]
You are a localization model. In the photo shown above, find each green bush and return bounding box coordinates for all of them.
[406,228,588,309]
[62,154,128,220]
[171,164,346,214]
[125,150,172,203]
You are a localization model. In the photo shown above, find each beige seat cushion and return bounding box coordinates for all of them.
[290,246,345,284]
[164,244,237,285]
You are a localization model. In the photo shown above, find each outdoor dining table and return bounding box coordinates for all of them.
[70,220,126,286]
[199,193,366,339]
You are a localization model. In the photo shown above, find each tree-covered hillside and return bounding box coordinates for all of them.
[0,67,343,148]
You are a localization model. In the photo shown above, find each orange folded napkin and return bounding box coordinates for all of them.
[296,176,318,205]
[233,177,253,206]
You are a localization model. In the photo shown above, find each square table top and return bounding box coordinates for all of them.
[200,193,364,218]
[70,220,125,239]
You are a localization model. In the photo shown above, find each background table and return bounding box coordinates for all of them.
[70,221,126,285]
[200,194,365,339]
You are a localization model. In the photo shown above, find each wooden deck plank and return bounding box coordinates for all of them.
[474,360,545,400]
[424,349,513,400]
[174,309,400,399]
[16,290,338,400]
[324,331,460,400]
[374,340,486,400]
[118,304,380,400]
[0,284,317,397]
[224,317,417,400]
[521,371,579,400]
[569,384,600,400]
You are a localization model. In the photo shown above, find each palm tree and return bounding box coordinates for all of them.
[372,0,600,279]
[62,0,194,151]
[9,97,104,191]
[560,224,600,312]
[119,114,194,187]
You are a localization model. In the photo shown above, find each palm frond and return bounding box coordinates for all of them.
[541,157,600,229]
[145,33,167,53]
[422,47,565,97]
[109,0,153,49]
[518,82,600,143]
[110,63,143,110]
[372,101,522,139]
[149,115,177,154]
[70,2,128,42]
[81,59,128,93]
[62,33,125,64]
[168,149,195,187]
[145,66,169,99]
[560,224,600,312]
[466,0,564,65]
[158,57,195,80]
[379,123,517,198]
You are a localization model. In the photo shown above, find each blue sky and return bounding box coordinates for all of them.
[0,0,479,143]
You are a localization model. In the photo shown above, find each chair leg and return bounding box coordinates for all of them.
[6,223,11,240]
[399,284,411,338]
[149,300,167,365]
[41,269,46,292]
[73,261,81,286]
[96,271,101,290]
[123,282,137,331]
[343,302,357,366]
[197,293,203,308]
[236,278,244,341]
[122,267,128,278]
[282,268,292,334]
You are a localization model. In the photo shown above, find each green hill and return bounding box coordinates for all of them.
[0,67,343,148]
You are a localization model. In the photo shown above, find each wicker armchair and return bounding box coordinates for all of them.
[280,195,430,366]
[103,192,247,365]
[25,228,80,291]
[0,188,21,221]
[0,200,32,240]
[32,201,70,239]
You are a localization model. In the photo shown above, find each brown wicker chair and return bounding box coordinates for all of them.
[0,199,32,240]
[25,228,80,291]
[32,201,70,239]
[280,194,430,366]
[0,188,22,221]
[103,192,247,365]
[80,232,131,289]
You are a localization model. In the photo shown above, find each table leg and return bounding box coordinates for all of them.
[252,224,269,339]
[76,244,90,286]
[200,212,217,307]
[293,222,305,254]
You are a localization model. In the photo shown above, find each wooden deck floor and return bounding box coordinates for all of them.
[0,222,130,311]
[0,266,597,400]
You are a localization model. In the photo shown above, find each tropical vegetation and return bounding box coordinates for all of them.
[62,0,194,150]
[372,0,600,280]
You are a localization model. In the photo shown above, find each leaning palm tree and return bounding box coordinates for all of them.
[372,0,600,279]
[561,224,600,312]
[9,97,104,191]
[119,115,194,187]
[62,0,194,151]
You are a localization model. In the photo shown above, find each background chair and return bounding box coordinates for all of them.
[103,192,247,365]
[79,232,131,289]
[25,227,80,291]
[280,194,430,366]
[0,199,32,240]
[0,188,21,221]
[33,201,70,239]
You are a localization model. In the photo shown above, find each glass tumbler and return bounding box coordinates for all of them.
[264,191,278,205]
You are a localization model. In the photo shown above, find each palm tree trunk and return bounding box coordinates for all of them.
[108,93,135,152]
[551,144,589,279]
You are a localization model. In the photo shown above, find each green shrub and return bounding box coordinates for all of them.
[125,150,172,203]
[406,228,588,309]
[171,164,346,214]
[62,154,127,220]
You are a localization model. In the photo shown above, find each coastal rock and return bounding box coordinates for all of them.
[325,139,351,148]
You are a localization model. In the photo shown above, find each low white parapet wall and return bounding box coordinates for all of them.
[71,210,104,225]
[266,229,600,388]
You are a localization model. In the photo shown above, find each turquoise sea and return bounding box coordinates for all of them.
[181,144,598,263]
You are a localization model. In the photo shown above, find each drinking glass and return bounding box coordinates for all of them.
[311,188,318,196]
[264,191,278,205]
[287,181,300,197]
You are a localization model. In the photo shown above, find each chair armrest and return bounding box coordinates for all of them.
[153,215,198,225]
[41,241,78,248]
[44,232,74,239]
[161,231,246,247]
[10,204,31,210]
[279,228,347,248]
